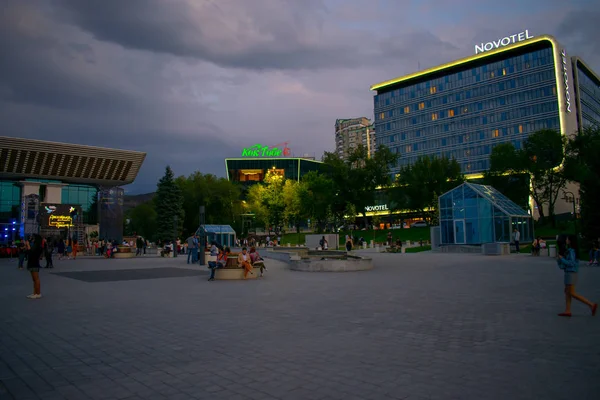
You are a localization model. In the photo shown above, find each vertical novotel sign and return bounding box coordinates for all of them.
[561,49,571,113]
[475,30,533,54]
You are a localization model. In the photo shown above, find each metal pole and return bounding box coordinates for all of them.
[199,206,206,265]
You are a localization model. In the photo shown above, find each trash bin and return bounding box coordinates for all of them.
[548,245,556,258]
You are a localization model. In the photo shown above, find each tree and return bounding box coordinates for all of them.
[246,170,285,234]
[323,145,398,228]
[282,180,307,233]
[126,201,157,240]
[394,156,464,219]
[565,125,600,242]
[489,130,569,226]
[300,171,335,232]
[484,143,530,210]
[522,129,568,227]
[154,166,184,242]
[175,172,242,236]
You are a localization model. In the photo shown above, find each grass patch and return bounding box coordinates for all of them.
[404,245,432,253]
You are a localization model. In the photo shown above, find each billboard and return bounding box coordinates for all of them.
[98,187,124,242]
[39,204,82,229]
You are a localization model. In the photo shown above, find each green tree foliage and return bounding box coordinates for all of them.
[565,125,600,242]
[175,172,243,236]
[488,129,568,226]
[282,180,308,233]
[154,166,184,242]
[323,145,398,227]
[394,156,464,219]
[246,170,285,234]
[300,171,335,232]
[125,201,157,240]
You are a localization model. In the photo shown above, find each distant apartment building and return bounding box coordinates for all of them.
[335,118,376,160]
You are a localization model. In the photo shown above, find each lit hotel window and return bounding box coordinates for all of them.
[405,145,411,153]
[379,112,385,120]
[493,129,499,137]
[431,113,438,121]
[419,102,425,110]
[448,109,455,117]
[518,125,523,133]
[463,107,468,114]
[466,164,471,171]
[490,71,495,78]
[404,106,410,114]
[502,68,507,76]
[430,87,437,94]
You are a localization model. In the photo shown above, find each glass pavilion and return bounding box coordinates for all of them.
[196,224,237,248]
[439,183,532,245]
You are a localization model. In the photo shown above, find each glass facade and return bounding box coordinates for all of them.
[576,62,600,128]
[226,158,325,185]
[61,184,98,224]
[374,42,560,175]
[0,181,21,224]
[439,183,532,245]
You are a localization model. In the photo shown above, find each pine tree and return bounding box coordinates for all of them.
[154,166,184,243]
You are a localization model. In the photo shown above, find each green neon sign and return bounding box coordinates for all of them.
[241,143,291,157]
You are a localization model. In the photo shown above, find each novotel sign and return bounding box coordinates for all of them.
[365,204,389,212]
[475,30,533,54]
[560,49,571,113]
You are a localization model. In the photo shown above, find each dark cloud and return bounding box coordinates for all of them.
[1,0,598,195]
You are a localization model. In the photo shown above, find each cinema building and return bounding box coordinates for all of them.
[225,143,326,189]
[0,136,146,244]
[371,33,600,217]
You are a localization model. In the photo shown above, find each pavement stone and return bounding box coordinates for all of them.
[0,252,599,399]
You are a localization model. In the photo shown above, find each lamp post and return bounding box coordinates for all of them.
[562,191,578,253]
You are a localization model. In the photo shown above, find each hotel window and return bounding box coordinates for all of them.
[518,124,523,133]
[405,145,411,153]
[404,106,410,114]
[490,71,495,78]
[552,86,556,95]
[431,113,438,121]
[418,102,425,110]
[463,107,468,114]
[502,68,507,76]
[448,109,455,117]
[379,112,385,120]
[493,129,499,138]
[430,87,437,94]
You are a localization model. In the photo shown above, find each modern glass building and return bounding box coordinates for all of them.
[572,57,600,129]
[371,34,585,177]
[439,183,532,245]
[0,136,145,244]
[225,158,326,187]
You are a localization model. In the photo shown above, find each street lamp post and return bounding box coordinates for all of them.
[562,190,578,253]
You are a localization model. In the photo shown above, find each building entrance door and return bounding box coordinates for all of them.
[454,219,466,244]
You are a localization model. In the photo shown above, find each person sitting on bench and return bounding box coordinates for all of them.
[249,247,266,277]
[208,247,229,281]
[238,247,254,279]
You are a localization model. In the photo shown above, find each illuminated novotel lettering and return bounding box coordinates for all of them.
[365,204,389,212]
[561,49,571,113]
[475,30,533,54]
[49,215,73,228]
[241,143,291,157]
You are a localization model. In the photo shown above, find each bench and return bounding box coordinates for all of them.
[211,254,260,280]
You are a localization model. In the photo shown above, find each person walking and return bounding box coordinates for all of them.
[25,234,43,299]
[136,236,143,256]
[513,228,520,253]
[557,234,597,317]
[17,237,27,270]
[44,237,54,268]
[345,234,353,252]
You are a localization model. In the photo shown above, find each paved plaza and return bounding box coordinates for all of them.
[0,252,599,400]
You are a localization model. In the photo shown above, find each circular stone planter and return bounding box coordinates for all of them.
[289,253,373,272]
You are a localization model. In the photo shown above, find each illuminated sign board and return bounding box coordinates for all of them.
[365,204,389,212]
[242,143,291,157]
[560,49,571,113]
[40,203,82,229]
[475,30,533,54]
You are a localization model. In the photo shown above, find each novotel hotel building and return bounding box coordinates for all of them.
[371,33,600,177]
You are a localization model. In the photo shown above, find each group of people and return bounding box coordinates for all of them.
[207,245,266,281]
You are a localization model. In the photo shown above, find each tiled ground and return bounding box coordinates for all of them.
[0,252,599,400]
